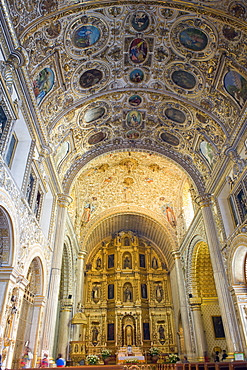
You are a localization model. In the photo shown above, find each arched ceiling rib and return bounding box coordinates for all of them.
[83,212,176,268]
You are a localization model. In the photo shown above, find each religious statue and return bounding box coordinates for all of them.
[123,255,131,269]
[124,286,132,302]
[158,325,165,340]
[92,326,99,343]
[92,285,99,301]
[126,325,133,346]
[152,257,158,269]
[96,257,101,269]
[155,284,163,302]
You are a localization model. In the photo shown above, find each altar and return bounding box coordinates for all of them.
[118,355,145,364]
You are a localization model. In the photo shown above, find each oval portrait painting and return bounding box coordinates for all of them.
[129,95,142,107]
[33,67,55,105]
[172,70,196,90]
[79,69,103,89]
[165,108,186,124]
[131,12,149,32]
[72,25,100,48]
[88,131,107,145]
[130,69,144,83]
[84,106,105,124]
[126,110,142,128]
[129,38,147,64]
[179,28,208,51]
[161,132,180,146]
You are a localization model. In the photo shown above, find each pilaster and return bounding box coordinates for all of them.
[41,194,72,356]
[196,194,242,353]
[172,250,193,359]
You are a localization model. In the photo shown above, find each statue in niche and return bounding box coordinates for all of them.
[92,326,99,343]
[158,325,165,340]
[152,257,158,269]
[155,284,163,302]
[125,325,133,346]
[96,257,101,269]
[124,286,132,302]
[92,285,100,301]
[123,255,132,269]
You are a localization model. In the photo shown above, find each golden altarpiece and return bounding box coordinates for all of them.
[70,231,176,363]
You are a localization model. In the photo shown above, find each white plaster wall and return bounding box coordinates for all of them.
[8,110,32,189]
[218,182,235,237]
[40,184,54,240]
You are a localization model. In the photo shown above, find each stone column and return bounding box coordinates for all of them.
[57,299,73,357]
[29,295,46,367]
[189,298,207,361]
[72,251,87,342]
[172,251,193,358]
[41,194,72,357]
[76,251,87,308]
[196,194,242,353]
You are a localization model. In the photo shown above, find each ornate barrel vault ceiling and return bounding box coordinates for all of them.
[4,0,247,259]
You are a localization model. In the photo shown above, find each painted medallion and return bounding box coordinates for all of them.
[130,69,144,83]
[171,70,196,90]
[72,25,100,48]
[165,108,186,123]
[131,12,149,32]
[179,28,208,51]
[129,38,147,64]
[33,67,55,105]
[79,69,103,89]
[200,141,214,165]
[88,131,107,145]
[129,95,142,106]
[161,132,179,146]
[126,110,142,128]
[84,107,105,123]
[224,70,247,107]
[126,130,140,140]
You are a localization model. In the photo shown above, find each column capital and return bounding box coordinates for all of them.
[57,193,73,208]
[195,193,213,209]
[189,297,202,310]
[78,250,87,259]
[171,250,181,259]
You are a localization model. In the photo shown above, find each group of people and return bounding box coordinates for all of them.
[20,349,66,368]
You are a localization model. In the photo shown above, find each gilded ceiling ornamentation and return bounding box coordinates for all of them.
[170,17,217,60]
[164,63,204,97]
[64,15,109,59]
[72,61,110,95]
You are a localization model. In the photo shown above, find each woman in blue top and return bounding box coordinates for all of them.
[55,354,66,367]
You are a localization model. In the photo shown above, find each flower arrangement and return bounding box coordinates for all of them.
[125,358,139,364]
[149,347,160,356]
[167,354,179,363]
[86,354,100,365]
[101,349,111,359]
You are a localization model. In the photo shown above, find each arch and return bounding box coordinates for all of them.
[227,234,247,285]
[190,241,217,298]
[81,209,177,268]
[60,237,74,299]
[62,146,205,195]
[0,206,13,266]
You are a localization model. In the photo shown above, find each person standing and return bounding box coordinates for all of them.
[40,353,49,368]
[55,354,66,367]
[221,350,228,361]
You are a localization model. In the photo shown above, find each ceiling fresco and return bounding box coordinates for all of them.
[4,0,247,254]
